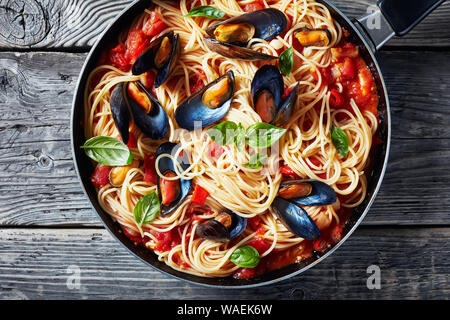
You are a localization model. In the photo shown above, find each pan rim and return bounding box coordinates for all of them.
[70,0,391,289]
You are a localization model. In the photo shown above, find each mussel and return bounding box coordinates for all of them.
[272,197,320,240]
[156,142,192,216]
[108,160,138,187]
[110,81,169,141]
[279,180,337,206]
[204,8,287,60]
[294,28,332,47]
[251,65,299,126]
[271,180,337,239]
[132,31,180,88]
[174,71,235,131]
[196,210,247,242]
[110,83,130,144]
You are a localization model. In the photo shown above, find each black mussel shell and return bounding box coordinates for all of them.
[272,83,299,127]
[204,8,286,60]
[251,65,284,123]
[204,38,277,61]
[125,81,169,140]
[156,142,192,216]
[110,83,130,144]
[281,180,337,206]
[132,31,180,88]
[205,8,287,43]
[272,197,320,240]
[174,71,235,131]
[196,209,247,242]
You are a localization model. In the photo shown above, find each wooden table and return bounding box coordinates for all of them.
[0,0,449,300]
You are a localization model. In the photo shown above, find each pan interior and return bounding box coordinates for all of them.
[71,0,390,288]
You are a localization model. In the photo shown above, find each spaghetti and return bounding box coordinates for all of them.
[83,0,379,279]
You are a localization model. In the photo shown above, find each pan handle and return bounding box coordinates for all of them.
[354,0,445,51]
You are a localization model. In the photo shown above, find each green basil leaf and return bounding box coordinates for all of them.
[331,126,349,158]
[246,123,287,149]
[81,136,133,166]
[235,123,246,152]
[184,6,226,19]
[245,153,267,169]
[230,245,260,268]
[133,192,160,226]
[279,47,293,76]
[207,121,238,146]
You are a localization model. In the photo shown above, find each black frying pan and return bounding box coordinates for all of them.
[71,0,444,288]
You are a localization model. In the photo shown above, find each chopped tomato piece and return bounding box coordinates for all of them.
[331,42,359,60]
[248,238,270,255]
[190,70,206,94]
[313,237,329,251]
[329,225,343,244]
[90,165,111,188]
[109,44,130,72]
[208,140,225,159]
[125,29,150,65]
[341,57,356,80]
[126,131,137,148]
[329,89,344,108]
[248,216,262,230]
[154,230,180,252]
[234,267,256,279]
[242,0,265,12]
[191,185,209,206]
[144,153,157,185]
[143,12,167,38]
[280,166,300,178]
[123,227,148,246]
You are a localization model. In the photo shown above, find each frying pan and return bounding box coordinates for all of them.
[71,0,444,288]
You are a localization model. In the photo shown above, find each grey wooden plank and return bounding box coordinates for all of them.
[0,0,449,50]
[1,50,450,226]
[0,227,448,299]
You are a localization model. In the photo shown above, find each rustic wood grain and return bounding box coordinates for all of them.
[0,0,448,50]
[0,227,448,299]
[1,50,450,226]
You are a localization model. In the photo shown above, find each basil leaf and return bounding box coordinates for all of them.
[235,123,246,152]
[245,153,267,169]
[81,136,133,166]
[230,245,260,268]
[207,121,238,146]
[184,6,226,19]
[279,47,293,76]
[246,123,286,149]
[331,126,349,158]
[134,192,160,226]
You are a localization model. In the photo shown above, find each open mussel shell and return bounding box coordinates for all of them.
[272,83,299,127]
[156,142,192,216]
[196,210,247,242]
[125,81,169,140]
[174,71,235,131]
[132,31,180,88]
[204,8,286,60]
[110,83,130,144]
[272,197,320,240]
[205,8,287,43]
[279,180,337,206]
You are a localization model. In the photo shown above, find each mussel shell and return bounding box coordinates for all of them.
[281,180,337,206]
[196,209,247,242]
[251,65,284,122]
[126,82,169,140]
[272,197,320,240]
[272,83,299,127]
[174,71,235,131]
[205,8,287,42]
[204,37,277,61]
[110,83,130,144]
[156,142,192,216]
[132,31,180,88]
